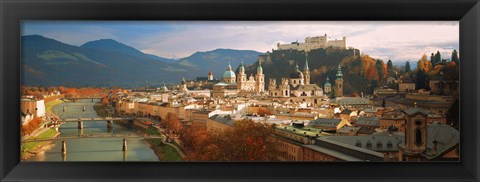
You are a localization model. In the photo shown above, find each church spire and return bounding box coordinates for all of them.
[304,51,309,71]
[227,61,232,71]
[336,64,343,80]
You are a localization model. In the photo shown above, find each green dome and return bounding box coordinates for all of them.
[324,82,331,87]
[223,70,236,78]
[257,62,263,73]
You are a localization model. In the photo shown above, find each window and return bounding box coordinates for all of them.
[366,141,372,148]
[415,128,423,146]
[377,142,382,148]
[355,141,362,147]
[387,142,393,148]
[415,120,422,126]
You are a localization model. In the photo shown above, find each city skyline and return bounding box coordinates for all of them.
[22,21,459,62]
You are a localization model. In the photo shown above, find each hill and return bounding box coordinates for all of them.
[21,35,263,87]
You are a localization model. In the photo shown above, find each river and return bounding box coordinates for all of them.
[26,99,159,161]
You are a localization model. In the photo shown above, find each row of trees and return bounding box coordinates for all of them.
[21,117,43,136]
[20,86,110,98]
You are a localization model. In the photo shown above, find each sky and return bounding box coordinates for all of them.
[22,21,459,62]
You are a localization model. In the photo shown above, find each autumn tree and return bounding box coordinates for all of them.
[101,96,109,105]
[164,113,182,134]
[192,119,277,161]
[417,54,433,73]
[180,123,209,157]
[257,108,272,116]
[365,65,379,81]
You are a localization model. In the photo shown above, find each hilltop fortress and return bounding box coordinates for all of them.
[277,34,346,51]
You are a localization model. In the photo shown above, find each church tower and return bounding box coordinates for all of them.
[208,70,213,80]
[399,108,429,161]
[335,64,343,97]
[237,62,247,90]
[255,62,265,93]
[304,51,311,85]
[269,78,276,91]
[324,77,332,94]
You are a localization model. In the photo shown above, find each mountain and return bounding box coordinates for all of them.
[21,35,195,87]
[81,39,177,64]
[21,35,263,87]
[177,48,263,79]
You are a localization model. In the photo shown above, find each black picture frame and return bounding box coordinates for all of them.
[1,0,479,181]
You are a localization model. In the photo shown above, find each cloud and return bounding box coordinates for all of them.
[22,21,459,62]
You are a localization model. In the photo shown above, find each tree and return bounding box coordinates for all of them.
[416,69,428,89]
[192,119,277,161]
[387,60,393,77]
[405,61,411,73]
[434,51,442,66]
[257,108,272,116]
[451,50,459,65]
[417,54,433,73]
[163,113,182,134]
[375,59,384,81]
[446,99,459,129]
[366,65,379,81]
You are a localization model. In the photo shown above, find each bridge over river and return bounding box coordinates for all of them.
[24,98,160,161]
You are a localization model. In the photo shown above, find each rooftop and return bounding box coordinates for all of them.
[276,125,331,138]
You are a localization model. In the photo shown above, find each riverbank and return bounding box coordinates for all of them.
[45,99,63,114]
[93,102,109,117]
[146,139,184,161]
[21,129,60,161]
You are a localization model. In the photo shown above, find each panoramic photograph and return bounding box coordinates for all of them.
[20,21,459,162]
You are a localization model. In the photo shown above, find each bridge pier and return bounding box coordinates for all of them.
[122,138,127,151]
[61,140,67,154]
[78,128,83,136]
[77,121,83,129]
[107,120,113,129]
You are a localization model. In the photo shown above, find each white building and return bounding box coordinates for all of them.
[277,34,347,51]
[35,100,45,117]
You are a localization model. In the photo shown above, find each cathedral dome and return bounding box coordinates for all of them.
[223,62,236,80]
[324,77,331,87]
[290,71,303,79]
[223,70,236,79]
[290,63,303,79]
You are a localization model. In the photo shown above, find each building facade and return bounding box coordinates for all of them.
[277,34,347,51]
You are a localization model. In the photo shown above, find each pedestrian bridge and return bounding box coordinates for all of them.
[22,134,164,143]
[22,134,165,153]
[61,117,133,122]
